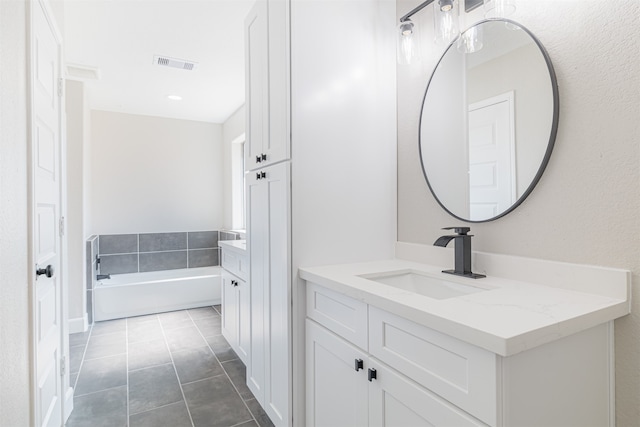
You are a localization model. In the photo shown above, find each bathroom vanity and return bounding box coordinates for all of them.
[300,243,630,427]
[219,239,250,365]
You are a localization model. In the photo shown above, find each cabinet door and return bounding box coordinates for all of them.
[263,162,291,426]
[237,276,251,365]
[247,161,291,426]
[247,167,268,403]
[306,319,368,427]
[245,0,269,171]
[264,0,290,167]
[368,359,486,427]
[221,270,239,349]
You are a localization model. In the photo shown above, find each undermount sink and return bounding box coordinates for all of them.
[359,270,489,300]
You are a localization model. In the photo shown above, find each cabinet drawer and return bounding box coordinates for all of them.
[306,283,368,350]
[369,307,497,426]
[221,248,248,281]
[369,358,487,427]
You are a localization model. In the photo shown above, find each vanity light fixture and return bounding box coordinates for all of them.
[398,0,477,64]
[457,25,483,53]
[397,19,420,64]
[484,0,516,18]
[434,0,460,45]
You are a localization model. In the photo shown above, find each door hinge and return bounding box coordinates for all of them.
[59,216,65,236]
[60,356,66,376]
[58,78,64,97]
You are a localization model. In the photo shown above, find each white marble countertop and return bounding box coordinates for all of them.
[299,249,630,356]
[219,239,246,253]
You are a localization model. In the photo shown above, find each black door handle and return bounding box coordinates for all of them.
[36,264,54,278]
[354,359,364,371]
[368,368,377,382]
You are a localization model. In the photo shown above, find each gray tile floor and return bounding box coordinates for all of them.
[67,305,274,427]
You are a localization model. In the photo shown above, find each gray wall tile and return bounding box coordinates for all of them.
[99,234,138,255]
[219,231,239,241]
[88,257,97,290]
[100,254,139,274]
[140,232,187,252]
[188,248,219,268]
[139,251,187,272]
[86,242,93,289]
[188,231,218,249]
[86,290,93,324]
[91,235,99,258]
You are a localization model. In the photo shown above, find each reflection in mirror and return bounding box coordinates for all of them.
[419,19,558,222]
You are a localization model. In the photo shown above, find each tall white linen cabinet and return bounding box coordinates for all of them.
[243,0,397,425]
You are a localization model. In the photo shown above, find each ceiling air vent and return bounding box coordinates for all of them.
[153,55,199,71]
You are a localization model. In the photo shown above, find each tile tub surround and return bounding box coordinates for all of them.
[67,306,274,427]
[85,235,99,324]
[97,231,243,275]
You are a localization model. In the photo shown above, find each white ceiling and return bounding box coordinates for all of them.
[63,0,255,124]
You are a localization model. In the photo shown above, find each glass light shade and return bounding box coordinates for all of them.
[457,25,483,53]
[434,0,460,46]
[397,20,421,65]
[484,0,516,18]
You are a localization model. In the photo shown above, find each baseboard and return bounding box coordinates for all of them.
[64,386,74,422]
[68,314,88,334]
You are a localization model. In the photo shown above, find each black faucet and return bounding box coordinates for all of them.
[433,227,485,279]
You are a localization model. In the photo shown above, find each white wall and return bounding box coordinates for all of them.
[291,0,397,267]
[222,104,245,230]
[0,0,31,424]
[397,0,640,423]
[90,111,224,234]
[65,80,87,324]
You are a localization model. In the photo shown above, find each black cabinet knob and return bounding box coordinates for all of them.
[367,368,377,382]
[36,264,54,278]
[354,359,364,372]
[256,155,262,163]
[261,153,267,161]
[260,171,266,179]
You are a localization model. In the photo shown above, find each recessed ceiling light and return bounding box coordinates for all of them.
[167,95,182,101]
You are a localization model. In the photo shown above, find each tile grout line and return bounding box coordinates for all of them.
[188,308,261,427]
[159,313,196,427]
[125,318,130,427]
[71,324,94,392]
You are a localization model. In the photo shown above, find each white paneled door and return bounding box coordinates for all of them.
[468,92,516,220]
[31,1,65,426]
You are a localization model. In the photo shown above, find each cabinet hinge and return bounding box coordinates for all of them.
[59,216,65,236]
[60,356,66,376]
[58,78,64,97]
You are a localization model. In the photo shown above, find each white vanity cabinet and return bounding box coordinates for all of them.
[246,161,291,427]
[305,282,615,427]
[244,0,290,172]
[220,242,250,365]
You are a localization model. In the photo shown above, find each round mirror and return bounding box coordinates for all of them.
[419,19,559,222]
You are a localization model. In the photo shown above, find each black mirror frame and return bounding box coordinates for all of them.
[418,18,560,223]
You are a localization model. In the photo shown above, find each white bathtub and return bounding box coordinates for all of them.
[94,266,221,321]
